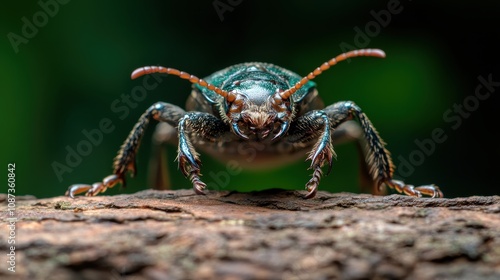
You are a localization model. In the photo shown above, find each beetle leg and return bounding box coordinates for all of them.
[66,102,186,197]
[112,102,186,190]
[287,111,335,198]
[65,175,121,198]
[324,101,443,198]
[177,112,229,194]
[385,180,443,198]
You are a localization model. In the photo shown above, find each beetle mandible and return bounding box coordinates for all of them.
[66,48,443,199]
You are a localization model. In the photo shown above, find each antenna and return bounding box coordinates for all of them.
[278,49,386,100]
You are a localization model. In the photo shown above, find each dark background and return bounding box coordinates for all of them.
[2,0,499,198]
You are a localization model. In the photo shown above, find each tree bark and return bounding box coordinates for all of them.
[1,190,500,279]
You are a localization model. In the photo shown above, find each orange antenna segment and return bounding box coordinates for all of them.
[279,49,386,100]
[131,66,234,101]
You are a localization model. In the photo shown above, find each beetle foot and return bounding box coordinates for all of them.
[189,172,207,195]
[66,184,93,198]
[304,166,323,198]
[66,174,123,198]
[303,137,334,199]
[384,179,443,198]
[66,182,105,198]
[178,150,206,195]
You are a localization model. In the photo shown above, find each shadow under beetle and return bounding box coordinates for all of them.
[66,49,443,199]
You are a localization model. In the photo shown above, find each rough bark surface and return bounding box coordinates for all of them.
[1,189,500,280]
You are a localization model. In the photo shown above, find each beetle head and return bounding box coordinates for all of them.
[219,67,294,140]
[225,90,292,141]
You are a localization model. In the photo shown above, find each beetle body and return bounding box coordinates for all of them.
[184,62,322,168]
[67,49,443,199]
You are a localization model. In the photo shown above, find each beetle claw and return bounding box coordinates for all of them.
[66,184,92,198]
[193,181,207,195]
[304,184,318,199]
[304,166,322,199]
[189,172,207,195]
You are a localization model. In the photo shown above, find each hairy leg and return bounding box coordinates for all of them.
[66,102,186,197]
[324,101,442,198]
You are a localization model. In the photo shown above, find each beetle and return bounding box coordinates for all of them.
[66,48,443,199]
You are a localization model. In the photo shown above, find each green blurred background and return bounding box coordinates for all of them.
[2,0,499,198]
